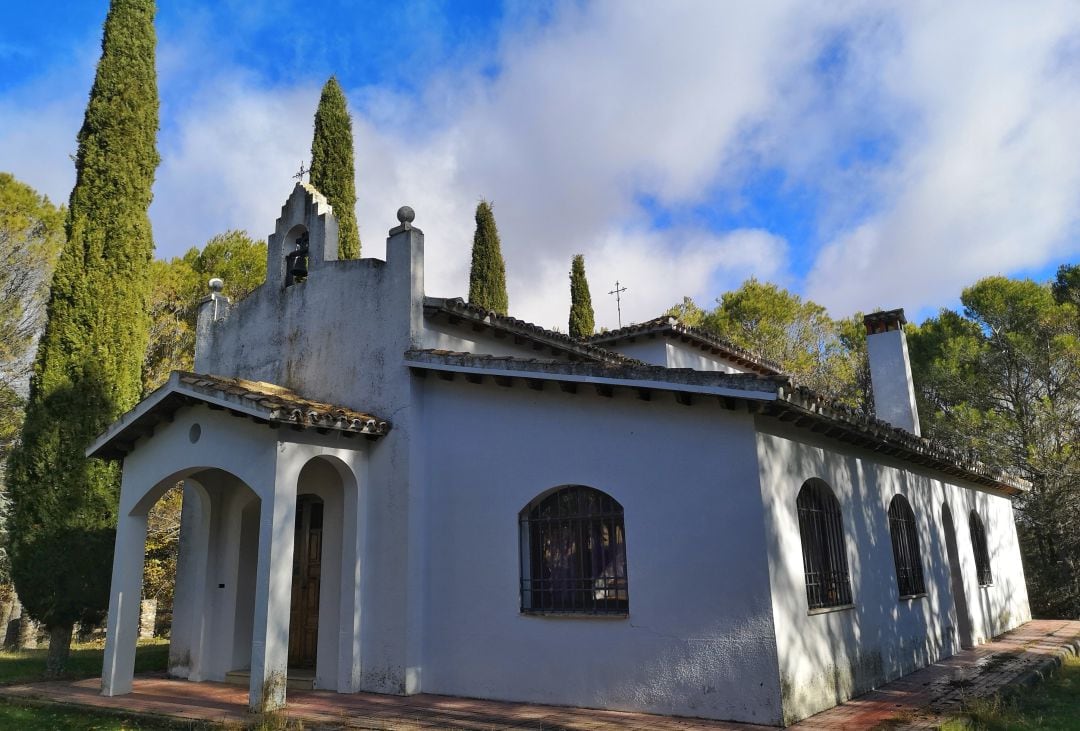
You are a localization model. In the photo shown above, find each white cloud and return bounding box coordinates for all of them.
[6,1,1080,329]
[803,2,1080,314]
[0,2,829,327]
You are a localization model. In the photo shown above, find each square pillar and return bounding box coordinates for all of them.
[248,461,297,711]
[101,511,149,696]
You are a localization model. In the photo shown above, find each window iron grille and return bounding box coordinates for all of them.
[519,485,628,615]
[969,511,993,586]
[888,495,926,597]
[797,479,853,610]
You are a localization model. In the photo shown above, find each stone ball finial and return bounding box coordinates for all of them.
[397,206,415,225]
[208,277,224,294]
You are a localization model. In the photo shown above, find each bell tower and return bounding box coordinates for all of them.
[266,182,339,290]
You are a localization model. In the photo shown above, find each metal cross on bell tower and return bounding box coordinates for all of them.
[293,161,310,182]
[608,280,628,328]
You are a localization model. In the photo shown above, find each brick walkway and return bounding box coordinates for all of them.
[0,619,1076,730]
[791,618,1080,729]
[0,676,774,730]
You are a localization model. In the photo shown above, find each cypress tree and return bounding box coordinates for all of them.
[468,200,509,315]
[6,0,159,675]
[568,254,595,338]
[310,76,360,259]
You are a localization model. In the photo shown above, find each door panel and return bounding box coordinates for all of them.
[288,497,322,668]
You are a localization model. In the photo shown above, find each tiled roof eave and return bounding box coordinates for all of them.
[767,386,1028,495]
[404,349,784,397]
[405,349,1028,496]
[87,371,391,460]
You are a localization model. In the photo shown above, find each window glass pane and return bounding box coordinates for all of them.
[797,479,852,609]
[888,496,926,597]
[520,486,628,614]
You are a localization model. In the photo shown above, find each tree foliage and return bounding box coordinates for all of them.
[310,76,360,260]
[0,174,64,470]
[144,231,266,390]
[909,273,1080,618]
[568,254,594,338]
[5,0,159,673]
[670,279,868,409]
[0,174,65,592]
[139,231,265,623]
[468,200,509,315]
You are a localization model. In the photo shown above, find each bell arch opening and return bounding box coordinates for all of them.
[284,224,310,287]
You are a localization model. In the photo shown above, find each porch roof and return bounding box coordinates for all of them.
[87,371,391,460]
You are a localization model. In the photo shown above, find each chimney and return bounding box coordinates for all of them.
[863,308,921,436]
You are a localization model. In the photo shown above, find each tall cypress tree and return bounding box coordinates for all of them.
[468,200,509,315]
[310,76,360,259]
[568,254,594,338]
[7,0,158,675]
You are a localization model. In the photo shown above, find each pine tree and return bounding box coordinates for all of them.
[568,254,594,338]
[468,200,509,315]
[6,0,159,675]
[310,76,360,259]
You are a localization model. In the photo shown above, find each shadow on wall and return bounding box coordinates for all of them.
[762,434,976,725]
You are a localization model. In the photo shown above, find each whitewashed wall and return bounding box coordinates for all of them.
[197,190,427,694]
[416,378,785,726]
[754,420,1030,725]
[664,341,746,374]
[111,403,371,699]
[605,337,750,374]
[422,318,578,360]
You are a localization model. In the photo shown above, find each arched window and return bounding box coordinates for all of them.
[519,486,628,615]
[969,511,993,586]
[888,495,926,597]
[797,479,853,610]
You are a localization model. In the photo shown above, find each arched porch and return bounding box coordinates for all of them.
[94,389,377,712]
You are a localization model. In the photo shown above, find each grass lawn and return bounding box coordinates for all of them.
[0,639,193,729]
[0,699,195,730]
[0,639,169,685]
[943,653,1080,730]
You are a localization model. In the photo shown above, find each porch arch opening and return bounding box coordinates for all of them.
[125,468,263,684]
[288,454,358,691]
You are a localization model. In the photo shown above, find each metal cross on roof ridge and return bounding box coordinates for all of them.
[608,280,628,328]
[293,161,310,181]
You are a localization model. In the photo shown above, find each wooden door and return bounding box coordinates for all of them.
[288,496,323,668]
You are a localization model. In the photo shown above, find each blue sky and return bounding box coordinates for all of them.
[2,1,1079,329]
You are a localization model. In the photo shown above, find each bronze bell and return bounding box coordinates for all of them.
[287,233,310,282]
[289,251,308,280]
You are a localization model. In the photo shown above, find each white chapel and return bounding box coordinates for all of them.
[91,184,1031,726]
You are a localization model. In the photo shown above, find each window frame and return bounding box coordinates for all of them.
[518,485,629,617]
[887,495,927,599]
[796,478,854,612]
[969,511,993,587]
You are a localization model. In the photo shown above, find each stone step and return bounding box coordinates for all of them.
[223,669,315,691]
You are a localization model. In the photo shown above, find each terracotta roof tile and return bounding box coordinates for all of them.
[89,371,390,460]
[175,373,389,433]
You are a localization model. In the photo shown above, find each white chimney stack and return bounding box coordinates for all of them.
[864,309,921,436]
